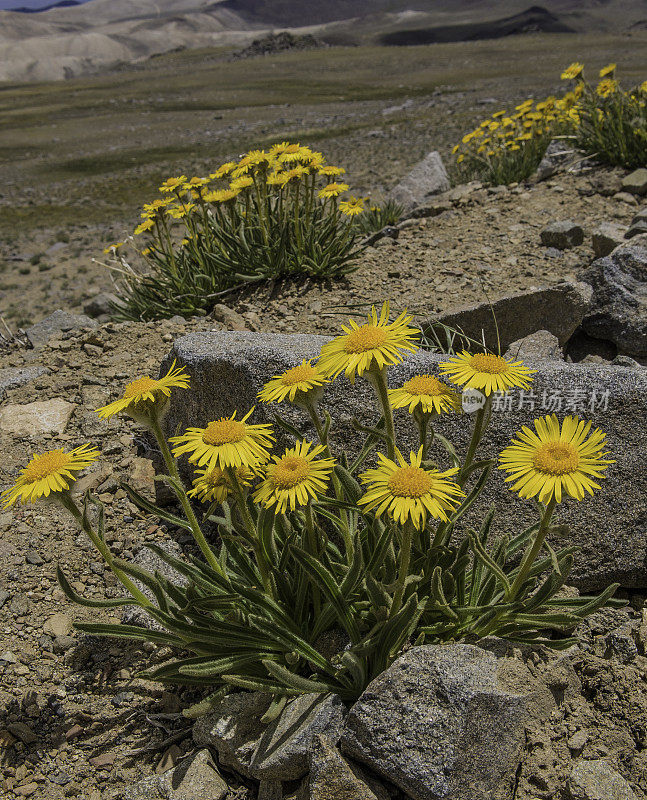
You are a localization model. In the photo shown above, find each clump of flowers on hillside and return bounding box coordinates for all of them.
[453,62,646,185]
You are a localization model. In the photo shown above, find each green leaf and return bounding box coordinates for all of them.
[121,483,192,531]
[57,566,136,609]
[263,660,343,695]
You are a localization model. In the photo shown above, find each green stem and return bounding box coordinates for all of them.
[508,498,557,599]
[149,411,223,575]
[369,367,396,460]
[227,468,273,596]
[417,413,429,460]
[305,503,321,617]
[458,394,492,487]
[59,493,151,607]
[390,520,414,618]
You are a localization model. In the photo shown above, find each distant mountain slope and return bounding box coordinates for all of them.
[9,1,81,12]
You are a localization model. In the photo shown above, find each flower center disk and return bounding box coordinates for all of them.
[273,456,311,489]
[23,451,68,481]
[403,375,447,396]
[281,364,318,386]
[202,419,246,446]
[469,354,509,374]
[387,466,434,498]
[123,376,157,398]
[344,325,389,354]
[533,442,580,475]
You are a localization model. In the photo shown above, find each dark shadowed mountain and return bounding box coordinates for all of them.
[9,1,81,11]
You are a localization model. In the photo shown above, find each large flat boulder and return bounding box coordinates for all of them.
[164,332,647,591]
[422,281,592,352]
[388,151,450,212]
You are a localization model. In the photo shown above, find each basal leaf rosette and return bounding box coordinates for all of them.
[1,445,99,508]
[439,351,535,396]
[389,374,463,416]
[317,301,419,383]
[96,360,190,423]
[258,359,329,407]
[499,414,614,504]
[254,440,335,514]
[170,409,274,471]
[359,447,464,530]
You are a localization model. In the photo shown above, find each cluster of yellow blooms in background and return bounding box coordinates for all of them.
[453,62,647,183]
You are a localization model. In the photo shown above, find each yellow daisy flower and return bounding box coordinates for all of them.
[318,165,346,177]
[253,441,335,514]
[267,171,290,187]
[103,242,123,254]
[230,176,254,191]
[187,465,252,504]
[159,175,187,193]
[96,361,190,420]
[499,414,614,504]
[439,352,535,396]
[599,63,616,78]
[258,359,328,404]
[640,80,647,94]
[339,197,365,217]
[389,374,462,416]
[202,188,240,203]
[318,182,349,199]
[317,302,419,383]
[170,409,274,471]
[278,145,312,164]
[359,447,464,529]
[596,79,618,98]
[282,165,309,182]
[210,162,237,180]
[2,445,99,508]
[561,62,584,80]
[134,218,155,235]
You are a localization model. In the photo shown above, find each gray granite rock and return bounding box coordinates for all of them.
[0,366,47,401]
[504,330,563,362]
[341,644,552,800]
[578,243,647,358]
[541,221,584,249]
[25,309,97,348]
[424,281,592,351]
[83,292,122,318]
[621,168,647,197]
[389,151,450,212]
[567,759,637,800]
[592,223,627,258]
[534,139,576,181]
[123,749,228,799]
[164,331,647,590]
[309,735,387,800]
[193,692,346,781]
[625,220,647,240]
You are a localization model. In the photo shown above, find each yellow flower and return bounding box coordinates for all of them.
[439,352,535,396]
[103,242,123,254]
[499,414,614,503]
[203,188,240,203]
[210,162,236,179]
[318,165,346,177]
[253,441,334,514]
[278,145,313,163]
[134,218,155,235]
[389,374,462,416]
[561,62,584,80]
[596,79,618,97]
[185,177,208,188]
[268,141,294,158]
[359,447,463,529]
[318,182,349,198]
[187,466,252,503]
[258,359,328,404]
[170,409,274,471]
[167,203,195,219]
[282,165,309,182]
[456,154,465,163]
[640,80,647,94]
[317,302,419,383]
[159,176,187,193]
[599,63,616,78]
[2,445,99,508]
[267,171,290,187]
[230,176,254,191]
[96,361,190,420]
[339,196,365,216]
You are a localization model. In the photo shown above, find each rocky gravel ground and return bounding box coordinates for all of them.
[0,165,645,798]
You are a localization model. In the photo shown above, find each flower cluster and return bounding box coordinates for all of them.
[453,62,646,183]
[2,302,619,703]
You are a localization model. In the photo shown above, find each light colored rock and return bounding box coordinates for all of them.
[592,223,627,258]
[341,644,552,800]
[541,221,584,249]
[625,220,647,239]
[621,168,647,196]
[25,309,97,348]
[123,749,228,800]
[389,151,450,211]
[43,613,72,638]
[164,331,647,590]
[578,243,647,358]
[0,398,75,436]
[211,304,248,331]
[0,366,48,401]
[567,759,637,800]
[193,692,346,781]
[534,139,576,181]
[130,456,156,494]
[425,281,592,351]
[504,330,563,362]
[309,735,387,800]
[83,292,122,318]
